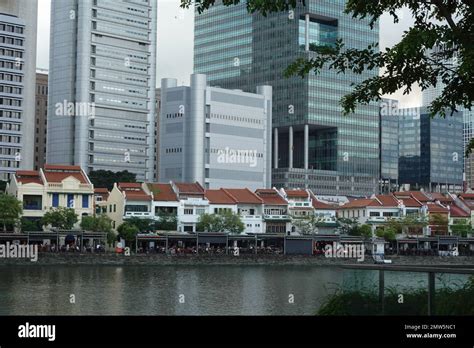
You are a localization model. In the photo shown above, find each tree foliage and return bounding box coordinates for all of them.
[125,217,155,233]
[117,222,140,244]
[350,224,373,239]
[197,211,245,234]
[375,226,397,241]
[291,214,327,235]
[387,214,428,235]
[88,170,136,191]
[80,214,113,233]
[0,194,22,232]
[42,207,78,230]
[181,0,473,118]
[450,218,471,237]
[155,211,178,231]
[21,218,42,232]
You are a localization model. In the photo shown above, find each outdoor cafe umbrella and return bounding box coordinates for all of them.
[65,234,76,245]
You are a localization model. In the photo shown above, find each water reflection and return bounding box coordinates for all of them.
[0,266,469,315]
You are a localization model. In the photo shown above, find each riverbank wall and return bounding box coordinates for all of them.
[0,253,473,266]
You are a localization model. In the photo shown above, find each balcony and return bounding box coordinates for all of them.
[47,183,94,191]
[242,215,262,220]
[124,212,153,219]
[263,215,291,221]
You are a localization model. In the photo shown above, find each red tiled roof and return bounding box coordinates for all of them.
[255,189,287,206]
[286,190,308,198]
[429,192,453,203]
[118,183,142,189]
[15,170,43,185]
[340,199,374,209]
[94,188,109,194]
[427,203,449,213]
[175,182,204,194]
[44,164,82,171]
[449,205,470,217]
[394,191,431,202]
[148,183,178,202]
[308,192,335,210]
[205,189,236,204]
[313,199,336,210]
[118,183,151,201]
[42,165,88,184]
[223,188,263,204]
[370,195,400,207]
[398,197,422,207]
[459,193,474,200]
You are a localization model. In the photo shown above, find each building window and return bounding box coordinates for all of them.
[82,195,89,209]
[67,194,74,208]
[184,209,193,215]
[52,193,59,208]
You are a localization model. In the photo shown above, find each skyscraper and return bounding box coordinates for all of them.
[422,46,474,189]
[47,0,157,182]
[35,70,48,170]
[194,0,380,196]
[398,107,463,192]
[159,74,272,190]
[0,0,38,180]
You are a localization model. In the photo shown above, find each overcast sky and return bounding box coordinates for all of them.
[36,0,421,107]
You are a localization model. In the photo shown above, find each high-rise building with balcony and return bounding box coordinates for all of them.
[194,0,380,196]
[0,0,38,181]
[47,0,157,182]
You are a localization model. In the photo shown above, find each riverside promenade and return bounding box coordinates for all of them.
[0,253,473,266]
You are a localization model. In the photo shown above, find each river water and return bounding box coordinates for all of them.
[0,266,470,315]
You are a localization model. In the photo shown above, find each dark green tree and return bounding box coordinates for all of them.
[197,211,244,233]
[125,217,155,233]
[0,194,23,232]
[88,170,136,191]
[155,211,178,231]
[80,214,113,233]
[21,218,42,232]
[42,207,78,230]
[181,0,473,118]
[450,218,471,237]
[117,222,140,247]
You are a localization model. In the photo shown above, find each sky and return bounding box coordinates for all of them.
[36,0,421,107]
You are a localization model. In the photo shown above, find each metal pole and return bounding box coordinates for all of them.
[165,236,169,254]
[255,235,258,255]
[428,272,435,315]
[196,234,199,254]
[226,235,229,255]
[379,269,385,315]
[135,235,138,254]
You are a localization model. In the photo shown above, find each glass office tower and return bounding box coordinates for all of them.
[194,0,380,196]
[47,0,157,182]
[0,0,38,180]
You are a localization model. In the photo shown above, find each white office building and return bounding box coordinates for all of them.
[0,0,38,180]
[47,0,157,182]
[159,74,272,191]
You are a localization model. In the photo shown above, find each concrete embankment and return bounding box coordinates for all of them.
[0,253,473,267]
